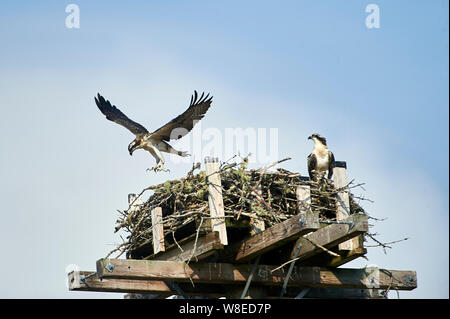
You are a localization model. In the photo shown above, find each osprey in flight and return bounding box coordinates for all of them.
[95,91,213,172]
[307,133,335,181]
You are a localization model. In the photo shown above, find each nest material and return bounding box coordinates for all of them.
[113,157,366,256]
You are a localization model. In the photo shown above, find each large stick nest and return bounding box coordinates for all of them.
[112,157,366,257]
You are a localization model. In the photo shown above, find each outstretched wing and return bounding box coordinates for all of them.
[95,93,149,136]
[151,91,212,141]
[328,151,335,179]
[307,153,317,180]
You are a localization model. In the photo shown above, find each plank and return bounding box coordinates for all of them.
[325,247,367,267]
[303,287,386,299]
[151,207,165,254]
[69,270,222,297]
[290,213,368,262]
[69,270,260,298]
[233,210,320,263]
[96,259,417,290]
[205,157,228,245]
[299,247,367,267]
[333,161,350,219]
[69,271,393,298]
[68,270,172,294]
[333,161,362,250]
[280,243,303,298]
[148,231,224,262]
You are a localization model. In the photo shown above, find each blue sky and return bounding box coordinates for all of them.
[0,1,448,298]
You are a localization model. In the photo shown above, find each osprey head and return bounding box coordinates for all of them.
[128,139,141,156]
[308,133,327,146]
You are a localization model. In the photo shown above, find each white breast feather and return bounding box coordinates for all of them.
[313,149,329,172]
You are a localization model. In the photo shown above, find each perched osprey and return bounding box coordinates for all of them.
[95,91,213,172]
[307,133,335,181]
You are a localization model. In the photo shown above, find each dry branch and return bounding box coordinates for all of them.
[108,156,370,259]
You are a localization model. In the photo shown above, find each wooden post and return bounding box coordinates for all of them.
[296,185,311,213]
[151,207,165,254]
[333,161,363,251]
[205,157,228,245]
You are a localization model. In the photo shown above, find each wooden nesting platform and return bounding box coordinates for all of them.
[68,159,417,298]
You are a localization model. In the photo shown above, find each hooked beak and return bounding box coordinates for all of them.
[308,135,312,140]
[128,139,140,156]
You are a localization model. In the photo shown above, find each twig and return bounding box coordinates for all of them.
[303,237,341,257]
[365,233,409,253]
[271,237,340,273]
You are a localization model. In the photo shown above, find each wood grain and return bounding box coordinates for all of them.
[205,159,228,245]
[96,259,417,290]
[234,211,319,262]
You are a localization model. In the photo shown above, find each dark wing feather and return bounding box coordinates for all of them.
[151,90,213,141]
[328,151,335,179]
[95,93,149,136]
[307,153,317,181]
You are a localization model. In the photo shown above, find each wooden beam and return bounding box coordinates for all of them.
[96,259,417,290]
[303,287,386,299]
[147,231,224,262]
[151,207,165,254]
[325,248,367,267]
[124,294,165,299]
[280,242,303,298]
[233,211,319,263]
[69,270,264,298]
[68,270,223,297]
[240,255,261,299]
[68,270,172,294]
[300,247,367,267]
[333,162,350,220]
[333,161,362,251]
[205,157,228,245]
[290,213,368,261]
[69,271,395,298]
